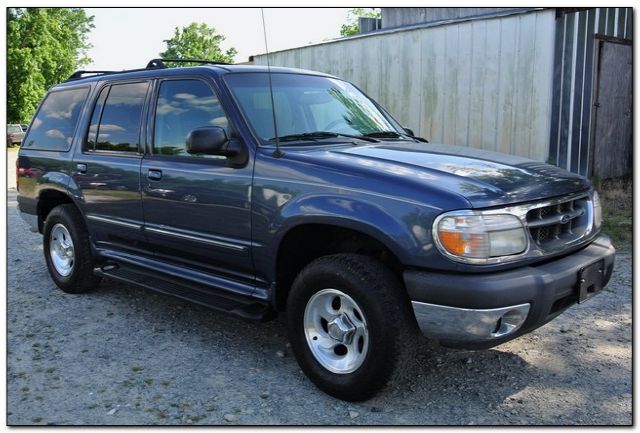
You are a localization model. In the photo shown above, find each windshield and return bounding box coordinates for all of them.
[224,73,402,143]
[8,125,22,133]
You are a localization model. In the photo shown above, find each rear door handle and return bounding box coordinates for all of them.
[76,163,87,174]
[147,169,162,181]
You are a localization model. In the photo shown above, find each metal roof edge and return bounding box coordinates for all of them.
[250,7,549,60]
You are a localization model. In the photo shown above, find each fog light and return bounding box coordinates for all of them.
[490,308,529,338]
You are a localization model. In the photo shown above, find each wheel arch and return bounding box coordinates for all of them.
[269,217,410,311]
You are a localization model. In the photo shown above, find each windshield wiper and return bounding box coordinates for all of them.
[269,131,378,143]
[363,130,429,143]
[362,131,405,139]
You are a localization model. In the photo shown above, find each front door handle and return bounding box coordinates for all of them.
[76,163,87,174]
[147,169,162,181]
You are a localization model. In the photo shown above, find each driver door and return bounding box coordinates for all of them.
[140,77,254,286]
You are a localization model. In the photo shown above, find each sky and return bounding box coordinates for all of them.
[84,8,352,70]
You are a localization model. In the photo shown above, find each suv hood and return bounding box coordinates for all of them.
[321,142,590,208]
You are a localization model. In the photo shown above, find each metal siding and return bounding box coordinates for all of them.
[548,16,565,165]
[548,7,632,175]
[467,20,486,149]
[570,11,587,173]
[578,10,596,176]
[531,13,556,162]
[558,13,575,170]
[253,10,557,161]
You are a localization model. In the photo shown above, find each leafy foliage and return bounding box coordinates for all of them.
[160,23,237,66]
[340,8,381,37]
[7,8,94,123]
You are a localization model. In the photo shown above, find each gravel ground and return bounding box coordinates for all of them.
[7,189,632,425]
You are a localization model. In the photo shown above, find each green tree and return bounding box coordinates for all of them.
[7,8,94,123]
[160,23,237,65]
[340,8,381,37]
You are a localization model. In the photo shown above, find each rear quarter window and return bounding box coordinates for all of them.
[22,87,90,151]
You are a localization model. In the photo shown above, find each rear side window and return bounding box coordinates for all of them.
[22,87,89,151]
[86,82,149,153]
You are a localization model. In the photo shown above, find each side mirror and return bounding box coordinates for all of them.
[186,127,228,155]
[403,127,415,137]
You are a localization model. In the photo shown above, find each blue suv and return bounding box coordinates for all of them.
[17,59,615,401]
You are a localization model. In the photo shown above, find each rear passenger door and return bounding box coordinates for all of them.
[72,80,151,254]
[140,77,254,285]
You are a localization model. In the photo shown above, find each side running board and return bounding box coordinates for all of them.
[94,264,275,322]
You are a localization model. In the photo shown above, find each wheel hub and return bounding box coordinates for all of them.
[49,223,75,277]
[303,288,369,374]
[327,314,356,344]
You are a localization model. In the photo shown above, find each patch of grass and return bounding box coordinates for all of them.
[131,365,143,373]
[597,178,632,249]
[45,367,55,373]
[144,378,154,386]
[31,416,43,423]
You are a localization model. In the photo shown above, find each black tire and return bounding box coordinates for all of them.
[287,253,417,401]
[43,204,101,293]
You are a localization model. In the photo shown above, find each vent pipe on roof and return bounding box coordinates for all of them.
[358,17,382,34]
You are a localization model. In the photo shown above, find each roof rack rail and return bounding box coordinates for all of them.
[67,70,117,80]
[66,58,231,82]
[146,58,231,68]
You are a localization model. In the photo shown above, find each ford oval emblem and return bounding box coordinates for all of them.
[560,214,571,224]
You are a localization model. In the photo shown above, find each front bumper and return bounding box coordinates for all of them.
[405,234,615,349]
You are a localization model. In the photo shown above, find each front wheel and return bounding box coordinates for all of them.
[287,254,416,401]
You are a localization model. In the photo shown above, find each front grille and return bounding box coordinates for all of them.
[526,195,591,251]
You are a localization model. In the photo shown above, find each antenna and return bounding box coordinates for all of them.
[260,8,283,158]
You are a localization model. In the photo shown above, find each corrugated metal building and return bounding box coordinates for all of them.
[251,7,632,179]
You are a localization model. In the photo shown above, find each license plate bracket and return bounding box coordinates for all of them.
[577,260,605,303]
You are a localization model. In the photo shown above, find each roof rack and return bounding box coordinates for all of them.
[146,58,231,68]
[67,70,117,80]
[66,58,230,82]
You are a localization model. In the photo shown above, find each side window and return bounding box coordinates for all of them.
[22,87,89,151]
[87,82,149,153]
[153,80,229,156]
[86,86,108,151]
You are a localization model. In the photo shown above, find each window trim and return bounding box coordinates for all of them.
[146,75,233,164]
[22,85,91,152]
[82,79,151,157]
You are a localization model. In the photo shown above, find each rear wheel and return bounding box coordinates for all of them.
[43,204,101,293]
[287,253,416,401]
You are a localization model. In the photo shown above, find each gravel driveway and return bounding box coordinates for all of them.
[7,189,632,425]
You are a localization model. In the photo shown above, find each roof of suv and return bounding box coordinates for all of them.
[55,64,336,89]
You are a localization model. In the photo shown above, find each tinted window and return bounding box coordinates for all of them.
[224,73,398,142]
[153,80,228,156]
[86,86,109,151]
[22,87,89,150]
[88,82,149,153]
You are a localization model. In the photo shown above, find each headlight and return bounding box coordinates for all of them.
[592,190,602,229]
[434,212,528,263]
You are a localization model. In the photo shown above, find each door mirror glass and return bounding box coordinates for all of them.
[186,126,228,155]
